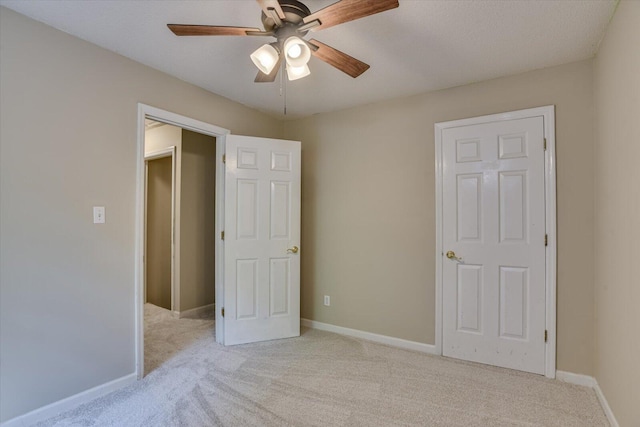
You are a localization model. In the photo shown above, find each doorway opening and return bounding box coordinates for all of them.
[143,119,217,375]
[136,105,229,379]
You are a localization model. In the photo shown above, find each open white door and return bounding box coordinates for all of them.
[223,135,301,345]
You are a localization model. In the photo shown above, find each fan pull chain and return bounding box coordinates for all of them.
[279,60,287,116]
[279,59,283,98]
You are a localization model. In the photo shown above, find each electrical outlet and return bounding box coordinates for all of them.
[323,295,330,306]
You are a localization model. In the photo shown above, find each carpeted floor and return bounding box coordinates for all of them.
[36,303,608,426]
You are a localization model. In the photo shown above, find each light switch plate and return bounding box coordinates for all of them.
[93,206,105,224]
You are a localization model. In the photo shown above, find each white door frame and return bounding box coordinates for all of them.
[135,104,229,379]
[434,105,557,378]
[144,146,176,312]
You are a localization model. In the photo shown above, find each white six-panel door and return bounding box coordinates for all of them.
[441,116,546,374]
[223,135,301,345]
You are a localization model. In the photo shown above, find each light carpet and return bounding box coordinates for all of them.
[35,304,608,426]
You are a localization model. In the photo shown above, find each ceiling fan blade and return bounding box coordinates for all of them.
[308,39,370,78]
[255,56,283,83]
[167,24,262,36]
[256,0,286,20]
[303,0,399,31]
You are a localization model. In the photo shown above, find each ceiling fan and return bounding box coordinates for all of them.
[168,0,399,82]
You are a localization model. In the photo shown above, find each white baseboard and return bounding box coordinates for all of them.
[555,370,597,387]
[593,381,620,427]
[301,318,438,355]
[556,370,619,427]
[178,303,215,319]
[0,373,137,427]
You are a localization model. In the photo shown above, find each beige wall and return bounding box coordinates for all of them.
[593,1,640,425]
[0,7,282,422]
[180,130,216,312]
[146,156,173,310]
[284,59,596,375]
[145,123,186,312]
[145,123,182,154]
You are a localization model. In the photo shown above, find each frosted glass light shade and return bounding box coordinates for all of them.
[283,37,311,68]
[250,44,279,74]
[286,64,310,81]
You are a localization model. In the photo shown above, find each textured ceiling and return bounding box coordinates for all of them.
[0,0,617,119]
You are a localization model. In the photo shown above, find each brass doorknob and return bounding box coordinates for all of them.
[446,251,462,261]
[287,246,299,254]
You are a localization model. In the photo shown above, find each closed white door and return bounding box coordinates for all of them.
[442,116,546,374]
[223,135,301,345]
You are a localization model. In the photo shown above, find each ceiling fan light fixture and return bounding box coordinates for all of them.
[283,36,311,68]
[170,0,396,83]
[250,43,280,74]
[286,63,310,81]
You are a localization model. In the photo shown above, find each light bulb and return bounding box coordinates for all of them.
[259,53,274,68]
[250,44,279,75]
[288,44,302,59]
[287,64,310,81]
[283,37,311,68]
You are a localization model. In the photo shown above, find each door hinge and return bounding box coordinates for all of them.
[221,307,225,317]
[222,154,226,164]
[544,329,548,342]
[221,230,225,240]
[545,234,548,246]
[543,138,547,151]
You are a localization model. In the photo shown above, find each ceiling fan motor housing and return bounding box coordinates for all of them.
[262,0,311,33]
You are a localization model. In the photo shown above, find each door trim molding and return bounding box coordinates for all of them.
[144,147,175,161]
[434,105,557,378]
[136,104,229,380]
